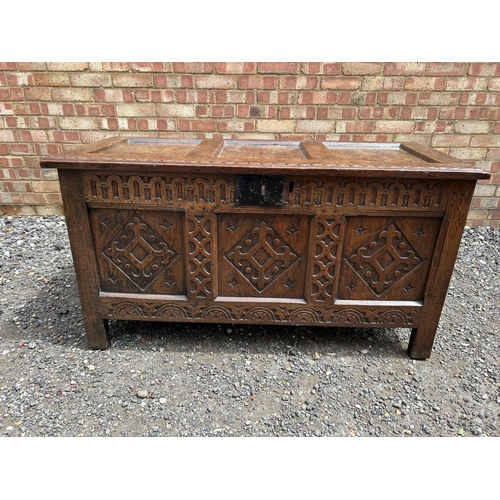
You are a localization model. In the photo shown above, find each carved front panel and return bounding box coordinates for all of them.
[218,214,311,299]
[339,216,442,301]
[90,209,186,295]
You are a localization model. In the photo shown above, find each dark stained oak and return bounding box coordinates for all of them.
[41,138,490,358]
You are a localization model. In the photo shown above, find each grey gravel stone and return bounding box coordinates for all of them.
[0,216,499,437]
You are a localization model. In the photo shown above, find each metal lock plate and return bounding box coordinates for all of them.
[234,175,285,207]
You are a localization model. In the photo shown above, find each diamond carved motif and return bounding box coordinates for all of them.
[347,222,423,296]
[103,214,178,290]
[225,219,299,292]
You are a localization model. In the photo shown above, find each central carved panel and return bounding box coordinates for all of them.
[218,214,310,299]
[225,219,299,292]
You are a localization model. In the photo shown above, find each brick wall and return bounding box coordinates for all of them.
[0,62,499,226]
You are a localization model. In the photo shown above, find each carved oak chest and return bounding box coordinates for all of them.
[41,138,489,359]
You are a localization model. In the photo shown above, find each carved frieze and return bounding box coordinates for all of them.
[85,174,449,211]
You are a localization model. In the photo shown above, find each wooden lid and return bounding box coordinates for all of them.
[40,137,491,180]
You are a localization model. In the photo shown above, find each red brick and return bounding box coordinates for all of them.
[70,73,112,87]
[400,107,438,120]
[0,130,18,141]
[112,74,153,87]
[12,103,41,115]
[362,77,404,90]
[358,107,396,120]
[196,106,208,117]
[36,205,64,216]
[33,73,70,86]
[216,120,254,132]
[17,63,45,70]
[45,193,63,205]
[317,107,342,120]
[279,106,315,119]
[19,130,48,142]
[59,117,98,129]
[487,78,500,91]
[468,63,500,76]
[280,76,318,90]
[196,75,236,89]
[2,181,32,192]
[24,87,51,100]
[258,91,297,105]
[10,143,37,154]
[445,77,487,91]
[258,62,299,74]
[384,63,425,75]
[0,63,17,70]
[425,63,467,76]
[298,91,338,105]
[404,77,446,91]
[41,102,75,116]
[0,88,24,100]
[176,89,211,103]
[470,136,500,147]
[173,63,213,73]
[338,92,353,105]
[22,193,47,204]
[210,106,235,118]
[374,121,415,133]
[300,63,341,75]
[157,104,196,117]
[459,92,500,106]
[50,131,81,143]
[52,88,94,101]
[0,169,16,179]
[89,62,131,72]
[237,105,275,119]
[419,92,461,106]
[6,73,34,86]
[76,104,115,116]
[215,63,256,74]
[414,121,453,134]
[344,121,374,133]
[215,90,254,104]
[156,119,175,131]
[342,63,383,75]
[0,192,23,204]
[45,62,88,71]
[238,76,278,89]
[131,62,168,72]
[178,120,216,132]
[31,180,60,193]
[321,77,361,90]
[432,135,471,148]
[154,74,193,88]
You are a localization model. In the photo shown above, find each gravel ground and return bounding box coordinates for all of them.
[0,215,499,438]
